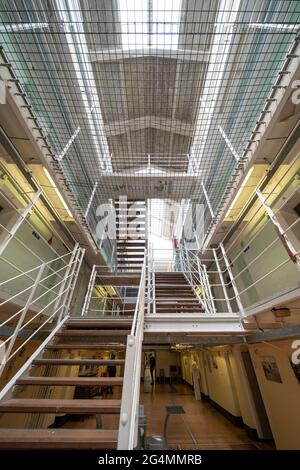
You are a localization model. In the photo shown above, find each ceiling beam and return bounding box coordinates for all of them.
[89,47,210,63]
[104,115,193,137]
[246,325,300,343]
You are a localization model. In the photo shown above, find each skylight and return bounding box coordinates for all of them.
[119,0,181,50]
[119,0,148,49]
[152,0,181,49]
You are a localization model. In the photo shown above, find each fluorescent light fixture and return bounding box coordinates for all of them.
[225,167,254,217]
[43,167,73,218]
[56,0,111,172]
[0,23,49,33]
[248,23,298,32]
[190,0,241,170]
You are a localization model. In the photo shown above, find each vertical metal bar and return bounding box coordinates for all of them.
[197,264,209,312]
[0,317,69,401]
[102,295,108,316]
[203,265,216,313]
[0,189,42,257]
[118,256,146,449]
[201,182,215,219]
[0,262,46,376]
[213,249,232,313]
[62,246,85,319]
[220,243,244,314]
[54,243,79,323]
[118,334,137,449]
[256,188,300,267]
[152,270,156,315]
[84,181,98,218]
[182,241,192,283]
[81,264,97,316]
[196,258,209,312]
[60,247,81,319]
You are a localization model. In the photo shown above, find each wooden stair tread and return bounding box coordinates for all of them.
[155,284,191,287]
[16,376,124,386]
[45,344,126,350]
[156,300,200,304]
[0,429,118,449]
[117,242,145,246]
[33,359,125,366]
[56,330,130,337]
[156,305,204,309]
[117,248,145,253]
[117,257,144,266]
[0,399,121,414]
[117,254,144,258]
[65,320,132,329]
[156,293,195,297]
[156,309,204,313]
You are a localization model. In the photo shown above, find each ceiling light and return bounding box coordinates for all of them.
[43,167,73,218]
[225,166,254,217]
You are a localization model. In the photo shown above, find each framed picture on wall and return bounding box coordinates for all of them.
[261,356,282,383]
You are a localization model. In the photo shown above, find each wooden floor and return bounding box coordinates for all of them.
[61,382,274,450]
[140,382,275,450]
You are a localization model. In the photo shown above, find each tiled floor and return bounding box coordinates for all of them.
[140,382,275,450]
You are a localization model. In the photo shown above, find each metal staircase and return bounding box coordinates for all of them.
[115,199,146,272]
[0,317,133,449]
[154,272,205,314]
[0,251,147,450]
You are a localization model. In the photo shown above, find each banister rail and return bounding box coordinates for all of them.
[0,244,85,377]
[117,255,147,449]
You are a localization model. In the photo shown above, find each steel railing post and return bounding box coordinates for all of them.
[117,256,146,449]
[256,188,300,268]
[0,189,42,257]
[61,246,85,320]
[220,243,244,315]
[81,264,97,316]
[0,261,45,376]
[203,264,216,313]
[54,243,79,324]
[213,248,232,313]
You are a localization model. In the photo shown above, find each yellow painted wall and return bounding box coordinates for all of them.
[141,350,180,378]
[202,350,241,417]
[248,338,300,449]
[232,346,260,432]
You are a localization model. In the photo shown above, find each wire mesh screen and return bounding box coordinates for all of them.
[0,0,299,246]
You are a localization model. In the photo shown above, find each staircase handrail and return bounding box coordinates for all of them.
[117,254,147,449]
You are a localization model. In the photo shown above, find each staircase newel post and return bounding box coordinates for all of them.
[54,243,79,324]
[81,264,97,317]
[117,334,136,449]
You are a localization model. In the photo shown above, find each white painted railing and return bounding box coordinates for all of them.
[147,246,216,314]
[0,243,84,377]
[81,264,140,317]
[117,255,147,449]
